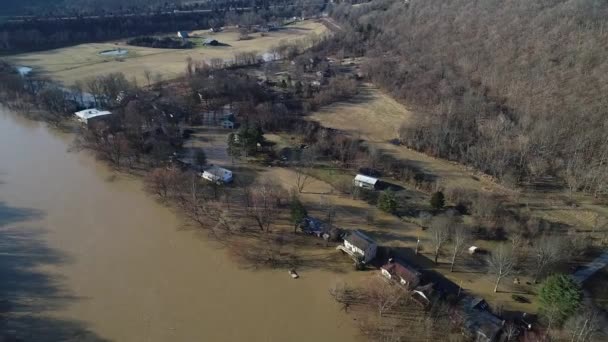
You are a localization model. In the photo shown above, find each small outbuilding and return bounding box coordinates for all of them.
[74,108,113,124]
[353,174,379,190]
[177,31,189,39]
[202,166,233,184]
[342,230,377,264]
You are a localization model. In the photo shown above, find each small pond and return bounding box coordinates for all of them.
[99,49,128,56]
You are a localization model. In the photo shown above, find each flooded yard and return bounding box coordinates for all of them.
[0,108,360,341]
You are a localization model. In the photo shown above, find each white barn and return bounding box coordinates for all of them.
[343,230,377,264]
[74,109,113,124]
[353,174,379,190]
[202,166,233,184]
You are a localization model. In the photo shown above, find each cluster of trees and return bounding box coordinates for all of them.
[325,0,608,197]
[127,36,194,49]
[227,123,265,158]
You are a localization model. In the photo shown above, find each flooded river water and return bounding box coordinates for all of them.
[0,108,360,341]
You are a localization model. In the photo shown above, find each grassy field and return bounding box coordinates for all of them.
[6,20,326,86]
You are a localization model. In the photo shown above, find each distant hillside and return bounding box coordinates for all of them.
[0,0,182,16]
[0,0,63,16]
[325,0,608,196]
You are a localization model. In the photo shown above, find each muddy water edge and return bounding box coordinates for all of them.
[0,108,361,342]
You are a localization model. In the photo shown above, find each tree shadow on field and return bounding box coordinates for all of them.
[0,201,109,342]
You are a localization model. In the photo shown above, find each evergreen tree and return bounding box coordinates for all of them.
[378,189,397,214]
[539,274,582,325]
[430,191,445,210]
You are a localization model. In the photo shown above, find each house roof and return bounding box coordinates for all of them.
[345,230,376,250]
[74,109,112,121]
[354,174,379,185]
[382,259,421,285]
[204,166,232,177]
[459,295,504,341]
[178,31,189,37]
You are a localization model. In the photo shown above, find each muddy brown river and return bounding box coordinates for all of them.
[0,108,360,341]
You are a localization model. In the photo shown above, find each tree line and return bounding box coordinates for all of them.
[320,0,608,198]
[0,2,321,54]
[127,36,194,49]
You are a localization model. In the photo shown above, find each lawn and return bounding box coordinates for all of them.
[6,20,327,86]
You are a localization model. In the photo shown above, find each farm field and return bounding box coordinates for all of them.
[6,20,326,86]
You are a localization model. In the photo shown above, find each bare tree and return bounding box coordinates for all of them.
[564,305,602,342]
[503,321,519,341]
[531,235,565,283]
[428,215,451,264]
[143,69,152,88]
[320,196,336,227]
[294,150,315,193]
[365,277,405,317]
[487,243,515,292]
[244,182,283,232]
[449,224,471,272]
[144,167,183,200]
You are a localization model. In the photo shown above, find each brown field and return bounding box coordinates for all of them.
[6,20,326,86]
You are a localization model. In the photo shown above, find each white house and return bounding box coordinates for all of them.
[343,230,377,263]
[353,174,379,190]
[74,109,113,124]
[202,166,233,184]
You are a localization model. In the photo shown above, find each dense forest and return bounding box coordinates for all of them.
[0,0,327,53]
[323,0,608,197]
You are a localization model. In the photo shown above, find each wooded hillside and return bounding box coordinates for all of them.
[326,0,608,196]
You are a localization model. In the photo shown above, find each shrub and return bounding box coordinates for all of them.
[430,191,445,210]
[377,189,397,214]
[539,274,582,325]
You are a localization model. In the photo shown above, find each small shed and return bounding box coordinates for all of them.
[177,31,189,39]
[202,166,233,184]
[353,174,379,190]
[74,109,113,124]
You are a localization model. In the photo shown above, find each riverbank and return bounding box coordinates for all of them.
[0,108,362,341]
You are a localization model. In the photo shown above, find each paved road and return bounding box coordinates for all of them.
[572,251,608,284]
